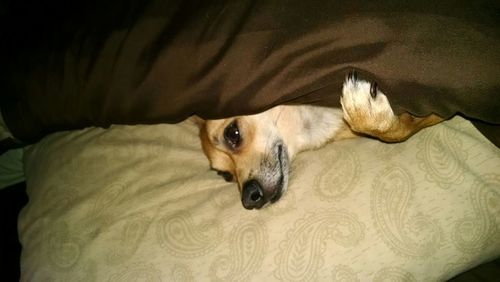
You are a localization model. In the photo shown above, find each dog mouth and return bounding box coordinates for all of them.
[241,143,289,210]
[269,144,286,203]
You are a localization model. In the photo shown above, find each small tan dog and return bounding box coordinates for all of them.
[196,71,442,209]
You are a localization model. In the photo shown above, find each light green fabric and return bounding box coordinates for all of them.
[0,148,24,189]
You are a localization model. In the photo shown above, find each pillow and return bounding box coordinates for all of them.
[1,0,499,145]
[19,116,500,281]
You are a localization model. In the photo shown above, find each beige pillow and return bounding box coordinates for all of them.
[19,116,500,281]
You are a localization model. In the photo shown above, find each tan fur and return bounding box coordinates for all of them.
[359,112,443,142]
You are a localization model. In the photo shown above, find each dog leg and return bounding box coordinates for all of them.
[340,71,443,142]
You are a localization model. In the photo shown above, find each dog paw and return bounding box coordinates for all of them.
[340,71,397,135]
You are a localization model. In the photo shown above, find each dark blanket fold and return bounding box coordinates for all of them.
[1,0,499,146]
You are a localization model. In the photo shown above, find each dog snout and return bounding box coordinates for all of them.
[242,180,265,210]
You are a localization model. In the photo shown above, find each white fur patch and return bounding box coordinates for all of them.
[340,76,396,133]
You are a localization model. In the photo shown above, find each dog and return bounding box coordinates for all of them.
[195,71,443,209]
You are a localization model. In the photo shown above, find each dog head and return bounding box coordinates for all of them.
[195,106,346,210]
[197,107,290,210]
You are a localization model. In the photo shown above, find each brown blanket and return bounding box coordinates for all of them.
[1,0,499,146]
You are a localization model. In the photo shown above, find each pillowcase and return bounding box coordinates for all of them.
[19,116,500,281]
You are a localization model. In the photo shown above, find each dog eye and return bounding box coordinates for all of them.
[223,121,241,149]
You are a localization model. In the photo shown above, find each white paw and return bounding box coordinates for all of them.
[340,71,396,134]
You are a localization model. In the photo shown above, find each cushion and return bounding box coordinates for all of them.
[19,116,500,280]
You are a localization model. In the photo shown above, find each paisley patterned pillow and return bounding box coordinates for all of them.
[19,116,500,281]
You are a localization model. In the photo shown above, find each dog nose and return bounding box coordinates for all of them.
[242,180,265,210]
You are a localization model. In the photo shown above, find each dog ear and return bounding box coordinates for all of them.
[188,115,205,128]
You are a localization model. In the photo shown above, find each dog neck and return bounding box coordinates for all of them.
[273,105,347,158]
